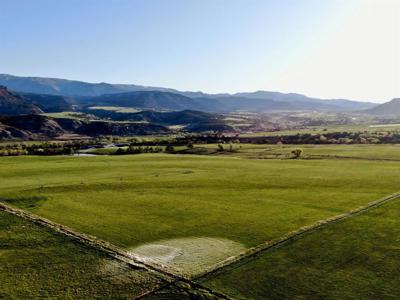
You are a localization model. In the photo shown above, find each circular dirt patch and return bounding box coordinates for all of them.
[128,237,245,276]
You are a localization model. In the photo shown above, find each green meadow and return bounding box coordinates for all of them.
[0,210,164,299]
[202,143,400,160]
[1,153,399,253]
[1,144,400,296]
[199,198,400,299]
[239,123,400,137]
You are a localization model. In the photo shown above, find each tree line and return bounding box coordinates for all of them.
[1,130,400,156]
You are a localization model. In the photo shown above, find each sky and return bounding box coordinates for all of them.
[0,0,399,102]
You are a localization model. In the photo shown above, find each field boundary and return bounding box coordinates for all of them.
[0,202,230,300]
[193,192,400,281]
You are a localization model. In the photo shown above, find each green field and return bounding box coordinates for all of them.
[239,123,400,137]
[42,111,92,120]
[199,198,400,299]
[80,143,400,160]
[1,151,400,276]
[198,143,400,160]
[88,106,142,113]
[0,210,165,299]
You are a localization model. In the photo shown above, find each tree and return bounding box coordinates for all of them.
[66,147,75,155]
[217,144,224,152]
[127,145,136,154]
[165,145,175,153]
[115,148,125,155]
[291,148,303,159]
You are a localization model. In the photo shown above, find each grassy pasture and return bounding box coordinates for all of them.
[42,111,91,120]
[88,106,142,113]
[199,143,400,160]
[80,146,129,155]
[0,210,164,299]
[199,198,400,299]
[239,123,400,137]
[0,154,399,256]
[81,143,400,160]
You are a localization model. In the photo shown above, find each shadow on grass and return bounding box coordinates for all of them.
[0,195,48,209]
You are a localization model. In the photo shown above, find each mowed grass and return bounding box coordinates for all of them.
[0,154,399,252]
[199,198,400,299]
[0,210,164,299]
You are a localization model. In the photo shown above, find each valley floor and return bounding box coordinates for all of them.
[1,144,400,298]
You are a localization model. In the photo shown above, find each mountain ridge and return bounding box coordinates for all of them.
[0,85,43,116]
[0,74,377,112]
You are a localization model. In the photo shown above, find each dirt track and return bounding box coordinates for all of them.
[0,201,230,300]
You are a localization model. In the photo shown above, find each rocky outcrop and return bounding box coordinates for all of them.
[0,86,42,116]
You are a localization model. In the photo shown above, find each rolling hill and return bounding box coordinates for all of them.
[85,109,233,132]
[86,108,218,124]
[22,93,73,112]
[365,98,400,115]
[83,91,207,111]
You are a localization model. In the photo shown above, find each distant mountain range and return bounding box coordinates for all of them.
[0,73,178,97]
[1,74,399,139]
[0,74,378,112]
[0,83,232,138]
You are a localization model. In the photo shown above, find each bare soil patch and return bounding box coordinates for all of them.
[128,237,245,277]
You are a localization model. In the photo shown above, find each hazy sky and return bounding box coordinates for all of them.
[1,0,399,102]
